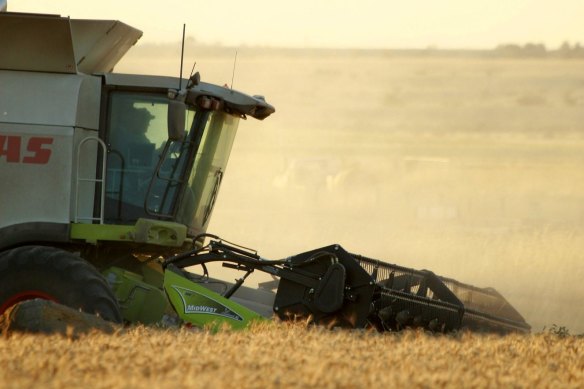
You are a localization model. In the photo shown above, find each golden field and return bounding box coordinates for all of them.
[1,323,582,388]
[116,46,584,333]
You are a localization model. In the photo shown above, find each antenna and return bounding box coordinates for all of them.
[230,50,238,90]
[189,61,197,79]
[178,24,186,90]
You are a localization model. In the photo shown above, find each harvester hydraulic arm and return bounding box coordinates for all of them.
[164,239,335,295]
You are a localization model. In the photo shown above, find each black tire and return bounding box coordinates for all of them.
[0,245,122,323]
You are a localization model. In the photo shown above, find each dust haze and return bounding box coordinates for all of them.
[117,44,584,333]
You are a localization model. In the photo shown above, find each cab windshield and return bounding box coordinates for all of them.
[176,112,238,232]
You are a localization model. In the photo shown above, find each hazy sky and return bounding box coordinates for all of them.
[9,0,584,49]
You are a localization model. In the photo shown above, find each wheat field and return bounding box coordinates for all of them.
[1,322,582,388]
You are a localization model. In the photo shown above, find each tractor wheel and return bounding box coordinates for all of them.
[0,245,122,323]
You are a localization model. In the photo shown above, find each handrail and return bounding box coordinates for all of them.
[74,136,107,224]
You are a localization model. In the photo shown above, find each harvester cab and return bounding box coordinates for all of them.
[0,10,531,334]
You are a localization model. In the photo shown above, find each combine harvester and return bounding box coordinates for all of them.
[0,7,530,334]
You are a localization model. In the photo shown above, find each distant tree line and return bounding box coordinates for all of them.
[494,42,584,58]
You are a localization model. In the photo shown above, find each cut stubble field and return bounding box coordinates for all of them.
[1,322,583,388]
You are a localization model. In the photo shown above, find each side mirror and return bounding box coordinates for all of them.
[167,99,187,141]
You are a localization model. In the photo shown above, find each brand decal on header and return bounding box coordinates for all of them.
[171,285,243,321]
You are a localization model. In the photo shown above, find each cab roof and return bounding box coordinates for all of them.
[104,73,275,120]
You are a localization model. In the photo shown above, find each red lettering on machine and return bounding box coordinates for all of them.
[0,135,53,164]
